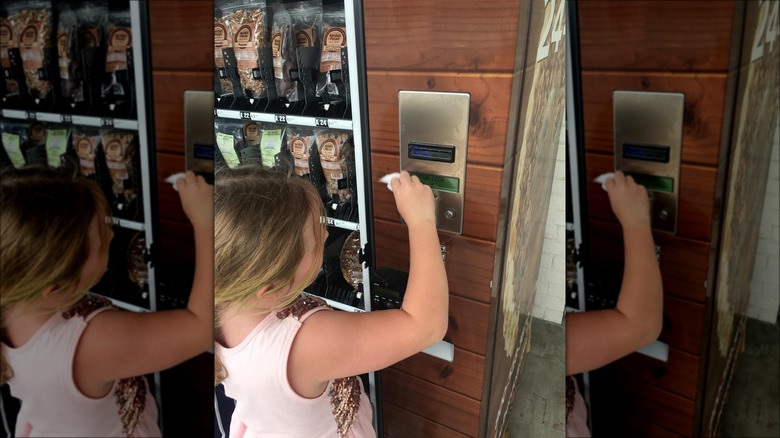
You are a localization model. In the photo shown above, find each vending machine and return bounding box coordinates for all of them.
[0,0,168,434]
[210,0,385,433]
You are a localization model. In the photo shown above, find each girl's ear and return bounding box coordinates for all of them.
[41,284,62,299]
[254,284,272,300]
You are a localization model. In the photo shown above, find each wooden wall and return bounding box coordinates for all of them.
[364,0,563,436]
[146,1,213,435]
[575,1,747,436]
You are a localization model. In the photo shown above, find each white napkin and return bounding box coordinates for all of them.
[165,172,187,192]
[379,172,401,192]
[593,172,615,192]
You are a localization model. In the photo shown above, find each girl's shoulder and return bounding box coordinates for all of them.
[62,294,116,321]
[275,295,330,321]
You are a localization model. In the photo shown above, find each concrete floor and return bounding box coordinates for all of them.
[503,316,779,438]
[720,317,780,437]
[505,318,566,438]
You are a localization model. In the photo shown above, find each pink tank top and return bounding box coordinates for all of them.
[217,296,376,438]
[566,377,591,438]
[2,295,160,437]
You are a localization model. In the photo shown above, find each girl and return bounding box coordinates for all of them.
[1,167,213,437]
[565,171,664,437]
[214,167,448,437]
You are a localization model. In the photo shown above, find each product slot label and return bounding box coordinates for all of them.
[260,129,283,168]
[45,129,69,167]
[2,133,25,168]
[216,132,240,168]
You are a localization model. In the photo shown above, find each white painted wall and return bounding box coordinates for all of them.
[532,124,566,324]
[747,117,780,324]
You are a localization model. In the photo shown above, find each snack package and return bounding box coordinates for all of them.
[287,127,316,177]
[72,126,101,177]
[213,3,233,96]
[222,0,267,99]
[13,1,55,101]
[59,1,106,104]
[101,5,132,104]
[289,1,322,50]
[316,4,346,97]
[56,3,78,99]
[269,2,297,102]
[100,129,138,210]
[126,231,148,291]
[0,9,20,96]
[0,120,30,169]
[238,121,262,165]
[288,127,326,190]
[340,230,362,290]
[316,129,353,202]
[24,121,48,167]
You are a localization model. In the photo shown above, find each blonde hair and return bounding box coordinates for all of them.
[214,165,325,384]
[1,166,112,385]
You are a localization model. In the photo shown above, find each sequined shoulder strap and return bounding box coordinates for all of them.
[62,294,115,321]
[566,376,575,416]
[275,295,329,321]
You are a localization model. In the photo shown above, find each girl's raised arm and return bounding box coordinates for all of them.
[287,172,450,395]
[75,171,214,391]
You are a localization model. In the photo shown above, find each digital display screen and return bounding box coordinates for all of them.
[623,143,670,163]
[409,172,460,193]
[193,143,215,160]
[408,143,456,163]
[628,173,675,193]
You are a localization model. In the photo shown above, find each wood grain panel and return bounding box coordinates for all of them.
[661,295,705,356]
[371,152,502,242]
[578,1,735,72]
[585,153,718,242]
[156,152,187,223]
[363,1,521,72]
[152,71,213,155]
[148,1,213,71]
[382,368,480,437]
[382,402,469,438]
[581,72,728,166]
[373,218,494,304]
[366,72,512,167]
[609,348,701,401]
[588,219,710,304]
[391,347,485,401]
[591,372,696,436]
[446,295,490,356]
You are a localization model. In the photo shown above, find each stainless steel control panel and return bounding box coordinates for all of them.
[184,90,215,176]
[614,91,684,234]
[399,91,470,235]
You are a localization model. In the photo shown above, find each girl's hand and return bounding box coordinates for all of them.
[390,171,436,228]
[605,171,651,228]
[175,171,213,230]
